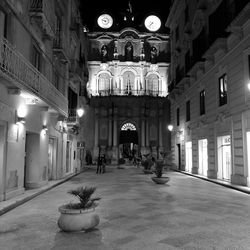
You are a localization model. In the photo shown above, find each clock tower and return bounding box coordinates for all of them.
[82,4,171,164]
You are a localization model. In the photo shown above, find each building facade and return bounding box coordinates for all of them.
[84,27,171,163]
[0,0,88,201]
[166,0,250,186]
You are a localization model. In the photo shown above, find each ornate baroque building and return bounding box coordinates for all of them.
[83,23,171,163]
[166,0,250,186]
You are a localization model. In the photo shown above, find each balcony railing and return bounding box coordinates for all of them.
[67,109,79,125]
[29,0,55,39]
[0,38,68,116]
[91,89,168,97]
[53,31,69,62]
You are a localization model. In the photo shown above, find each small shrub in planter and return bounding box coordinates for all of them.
[58,186,101,232]
[151,160,170,184]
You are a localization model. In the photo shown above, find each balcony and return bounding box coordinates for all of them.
[67,109,79,127]
[53,31,69,62]
[0,38,68,116]
[91,89,168,97]
[29,0,55,39]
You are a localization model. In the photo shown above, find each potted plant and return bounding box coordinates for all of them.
[58,186,101,232]
[151,160,170,184]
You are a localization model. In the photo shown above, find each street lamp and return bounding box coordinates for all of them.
[76,108,84,118]
[247,82,250,91]
[167,124,173,131]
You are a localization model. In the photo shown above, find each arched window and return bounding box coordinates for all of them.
[122,71,135,95]
[121,123,136,131]
[98,73,110,93]
[125,42,133,61]
[147,74,159,94]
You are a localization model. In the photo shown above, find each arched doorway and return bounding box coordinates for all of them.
[119,122,138,160]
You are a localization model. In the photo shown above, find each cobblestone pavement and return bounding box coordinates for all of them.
[0,165,250,250]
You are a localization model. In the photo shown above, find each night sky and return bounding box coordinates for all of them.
[80,0,172,32]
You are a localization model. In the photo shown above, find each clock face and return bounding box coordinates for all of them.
[144,15,161,32]
[97,14,113,29]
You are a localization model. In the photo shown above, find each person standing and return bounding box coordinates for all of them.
[96,155,102,174]
[102,154,106,173]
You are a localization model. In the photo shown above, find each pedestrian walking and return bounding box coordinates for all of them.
[96,155,103,174]
[101,154,106,173]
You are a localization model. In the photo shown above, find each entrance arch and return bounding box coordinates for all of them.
[119,122,138,160]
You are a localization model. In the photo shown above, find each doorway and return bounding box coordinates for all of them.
[198,139,208,176]
[185,141,192,172]
[66,141,72,173]
[247,132,250,186]
[25,132,40,189]
[119,122,138,160]
[177,143,181,170]
[0,124,6,200]
[217,135,231,181]
[48,138,57,180]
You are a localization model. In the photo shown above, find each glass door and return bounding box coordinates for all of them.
[217,135,231,181]
[185,141,192,172]
[198,139,208,176]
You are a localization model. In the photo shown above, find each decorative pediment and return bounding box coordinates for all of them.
[97,34,113,42]
[119,29,139,39]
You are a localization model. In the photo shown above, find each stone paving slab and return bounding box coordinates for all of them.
[0,166,250,250]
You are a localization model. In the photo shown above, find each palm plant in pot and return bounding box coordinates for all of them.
[58,186,101,232]
[151,160,170,184]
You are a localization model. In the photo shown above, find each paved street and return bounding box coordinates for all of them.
[0,165,250,250]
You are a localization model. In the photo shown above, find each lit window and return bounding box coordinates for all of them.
[218,74,227,106]
[121,123,136,131]
[200,90,205,115]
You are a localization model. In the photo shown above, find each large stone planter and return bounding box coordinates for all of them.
[58,205,100,232]
[151,176,170,184]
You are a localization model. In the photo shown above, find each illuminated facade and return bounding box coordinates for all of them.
[0,0,88,201]
[83,27,171,163]
[166,0,250,186]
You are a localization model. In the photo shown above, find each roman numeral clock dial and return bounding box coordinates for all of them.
[97,14,113,29]
[144,15,161,32]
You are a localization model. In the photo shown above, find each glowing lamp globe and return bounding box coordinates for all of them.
[77,108,84,117]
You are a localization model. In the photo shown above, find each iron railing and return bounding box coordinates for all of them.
[91,89,168,97]
[0,38,68,116]
[29,0,55,36]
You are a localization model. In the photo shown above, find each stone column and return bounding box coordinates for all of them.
[112,107,118,164]
[140,107,146,156]
[159,108,163,147]
[108,108,112,147]
[141,119,145,147]
[93,108,99,159]
[158,107,164,158]
[146,120,149,147]
[113,108,117,146]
